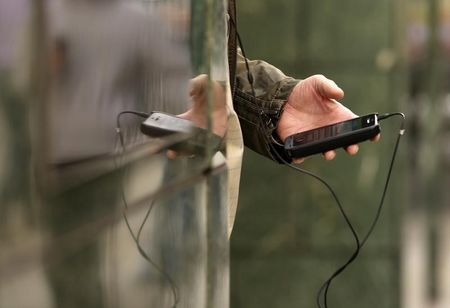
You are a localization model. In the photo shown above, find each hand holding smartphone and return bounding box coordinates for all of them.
[284,113,380,159]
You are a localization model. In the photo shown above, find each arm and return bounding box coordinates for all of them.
[182,54,371,163]
[232,49,299,162]
[233,50,365,163]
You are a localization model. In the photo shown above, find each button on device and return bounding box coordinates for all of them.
[295,136,305,143]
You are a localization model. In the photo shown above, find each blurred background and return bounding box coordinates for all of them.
[231,0,450,308]
[0,0,449,307]
[0,0,230,307]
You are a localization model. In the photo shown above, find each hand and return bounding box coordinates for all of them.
[178,74,228,138]
[168,74,228,159]
[276,74,379,163]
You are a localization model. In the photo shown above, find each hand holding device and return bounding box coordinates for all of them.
[140,112,222,155]
[277,75,362,161]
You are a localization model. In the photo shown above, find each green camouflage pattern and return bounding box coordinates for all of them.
[233,48,299,162]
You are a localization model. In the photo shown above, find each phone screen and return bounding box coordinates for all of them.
[293,114,377,144]
[334,115,375,134]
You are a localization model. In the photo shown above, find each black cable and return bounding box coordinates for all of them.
[229,16,256,97]
[360,113,405,247]
[267,113,405,308]
[115,110,180,308]
[267,141,361,308]
[116,111,150,150]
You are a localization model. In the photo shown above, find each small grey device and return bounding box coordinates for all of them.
[141,112,205,137]
[140,112,222,154]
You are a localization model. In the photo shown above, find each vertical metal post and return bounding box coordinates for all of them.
[29,0,50,220]
[402,1,442,307]
[437,101,450,307]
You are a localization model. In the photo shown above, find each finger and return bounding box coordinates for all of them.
[177,110,191,120]
[167,150,178,159]
[323,150,336,160]
[345,144,359,155]
[189,74,208,97]
[313,75,344,100]
[371,133,381,142]
[292,157,305,164]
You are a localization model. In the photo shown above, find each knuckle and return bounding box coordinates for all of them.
[312,74,326,81]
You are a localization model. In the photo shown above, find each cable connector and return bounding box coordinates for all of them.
[377,112,405,122]
[377,112,406,135]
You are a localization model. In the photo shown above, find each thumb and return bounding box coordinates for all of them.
[189,74,208,97]
[313,75,344,100]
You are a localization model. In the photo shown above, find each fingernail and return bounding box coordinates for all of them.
[325,151,336,160]
[293,158,305,164]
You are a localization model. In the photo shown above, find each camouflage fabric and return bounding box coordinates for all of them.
[233,49,299,162]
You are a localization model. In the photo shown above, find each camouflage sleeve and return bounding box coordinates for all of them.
[232,49,299,163]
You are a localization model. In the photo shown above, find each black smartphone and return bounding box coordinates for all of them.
[140,112,222,154]
[284,113,380,159]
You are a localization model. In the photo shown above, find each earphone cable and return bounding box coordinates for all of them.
[115,111,180,307]
[360,113,405,247]
[267,141,361,308]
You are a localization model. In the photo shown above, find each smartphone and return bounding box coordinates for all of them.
[141,112,203,137]
[140,112,222,154]
[284,113,380,159]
